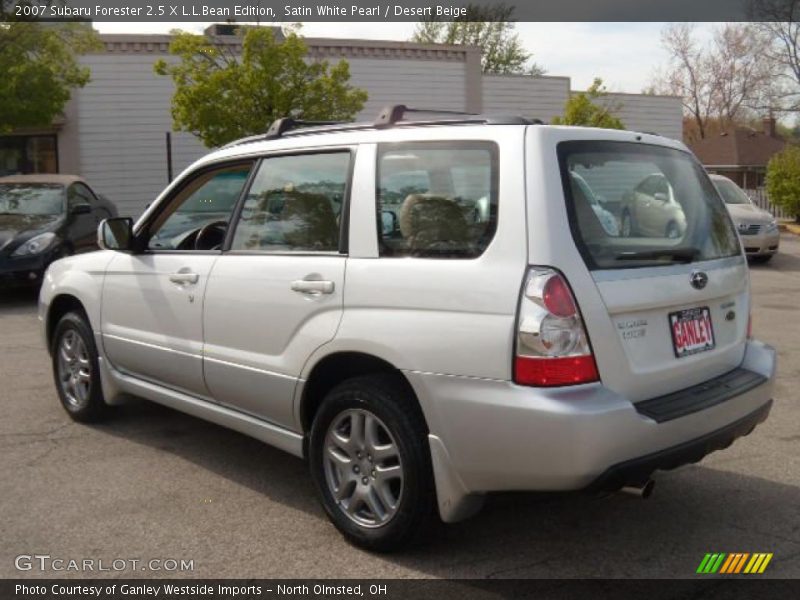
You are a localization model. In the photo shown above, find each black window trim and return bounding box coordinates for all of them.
[375,139,500,260]
[223,146,356,256]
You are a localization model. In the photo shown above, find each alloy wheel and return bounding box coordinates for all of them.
[56,329,92,409]
[323,408,404,528]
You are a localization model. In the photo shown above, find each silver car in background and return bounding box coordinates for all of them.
[710,174,780,263]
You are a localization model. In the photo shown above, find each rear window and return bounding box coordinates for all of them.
[558,141,740,270]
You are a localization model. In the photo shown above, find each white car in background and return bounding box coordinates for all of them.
[710,174,780,263]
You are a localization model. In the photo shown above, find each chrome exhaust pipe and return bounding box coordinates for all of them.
[619,479,655,499]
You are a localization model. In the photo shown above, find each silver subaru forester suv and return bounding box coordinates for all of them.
[40,106,776,551]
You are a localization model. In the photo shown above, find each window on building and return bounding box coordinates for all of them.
[0,135,58,176]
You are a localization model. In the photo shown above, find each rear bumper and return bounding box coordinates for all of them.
[588,399,771,492]
[407,340,775,522]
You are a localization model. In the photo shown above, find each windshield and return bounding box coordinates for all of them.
[0,184,64,215]
[712,177,751,205]
[558,141,741,270]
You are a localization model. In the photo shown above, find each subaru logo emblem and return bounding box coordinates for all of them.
[690,271,708,290]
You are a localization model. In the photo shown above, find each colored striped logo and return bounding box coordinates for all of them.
[696,553,773,574]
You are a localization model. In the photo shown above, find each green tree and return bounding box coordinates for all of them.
[0,2,99,133]
[766,145,800,222]
[411,3,544,75]
[552,78,625,129]
[154,27,368,148]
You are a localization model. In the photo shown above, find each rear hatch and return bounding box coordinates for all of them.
[555,138,748,402]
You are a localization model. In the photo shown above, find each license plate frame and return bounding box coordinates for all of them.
[669,306,716,358]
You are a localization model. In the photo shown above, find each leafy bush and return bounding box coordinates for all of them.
[766,145,800,222]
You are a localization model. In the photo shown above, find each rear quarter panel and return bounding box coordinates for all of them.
[326,127,529,381]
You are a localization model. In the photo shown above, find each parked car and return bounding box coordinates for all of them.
[620,173,687,239]
[0,174,116,286]
[709,174,780,263]
[39,109,775,552]
[569,171,619,236]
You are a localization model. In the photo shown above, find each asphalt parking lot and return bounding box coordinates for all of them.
[1,235,799,580]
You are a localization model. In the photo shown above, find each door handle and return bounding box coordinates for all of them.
[291,279,335,295]
[169,272,199,285]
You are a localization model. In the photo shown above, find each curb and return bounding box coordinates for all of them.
[779,222,800,235]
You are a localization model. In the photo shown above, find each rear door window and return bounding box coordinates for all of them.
[376,141,498,258]
[558,141,740,270]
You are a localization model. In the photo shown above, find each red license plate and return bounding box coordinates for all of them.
[669,307,715,358]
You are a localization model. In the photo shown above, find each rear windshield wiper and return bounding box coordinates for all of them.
[614,247,701,263]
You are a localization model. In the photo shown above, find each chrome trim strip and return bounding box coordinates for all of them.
[102,333,199,359]
[591,255,746,283]
[103,334,301,383]
[203,355,298,381]
[109,368,304,458]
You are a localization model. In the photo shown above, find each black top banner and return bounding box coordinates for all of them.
[1,0,789,22]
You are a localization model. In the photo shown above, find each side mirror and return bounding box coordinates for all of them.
[70,203,92,215]
[654,192,668,202]
[98,217,134,251]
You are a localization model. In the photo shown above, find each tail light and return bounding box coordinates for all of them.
[514,268,599,387]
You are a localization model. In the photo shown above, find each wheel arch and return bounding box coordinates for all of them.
[297,351,427,439]
[46,294,90,351]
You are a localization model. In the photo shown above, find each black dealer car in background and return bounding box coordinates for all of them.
[0,174,117,287]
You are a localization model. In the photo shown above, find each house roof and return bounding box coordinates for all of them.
[689,127,786,168]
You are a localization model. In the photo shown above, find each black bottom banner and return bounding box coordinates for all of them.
[3,579,800,600]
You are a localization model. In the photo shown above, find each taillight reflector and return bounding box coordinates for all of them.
[515,355,599,387]
[542,275,577,317]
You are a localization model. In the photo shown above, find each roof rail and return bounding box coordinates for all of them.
[374,104,478,127]
[373,104,534,127]
[221,106,539,149]
[219,117,351,149]
[265,117,349,139]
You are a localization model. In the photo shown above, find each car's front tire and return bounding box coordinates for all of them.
[51,311,109,423]
[309,374,436,552]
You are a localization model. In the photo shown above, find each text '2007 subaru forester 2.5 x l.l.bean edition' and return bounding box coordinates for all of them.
[40,106,776,551]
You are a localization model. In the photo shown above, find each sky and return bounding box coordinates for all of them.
[94,21,717,93]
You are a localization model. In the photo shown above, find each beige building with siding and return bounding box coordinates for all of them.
[0,27,682,217]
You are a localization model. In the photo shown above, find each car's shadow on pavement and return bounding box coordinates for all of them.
[0,286,38,312]
[96,398,800,578]
[750,252,800,273]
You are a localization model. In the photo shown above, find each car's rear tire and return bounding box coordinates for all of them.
[309,373,436,552]
[51,311,109,423]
